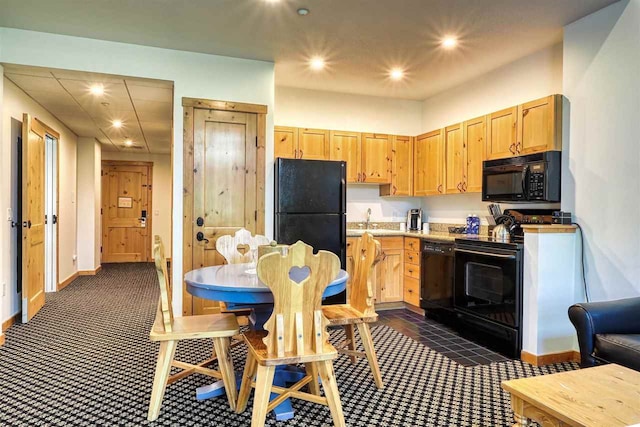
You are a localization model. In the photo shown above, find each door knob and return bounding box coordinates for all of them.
[196,232,209,244]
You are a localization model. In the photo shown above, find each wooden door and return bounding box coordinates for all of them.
[102,162,153,263]
[414,129,444,196]
[21,114,46,323]
[274,126,297,159]
[464,116,486,193]
[329,130,361,183]
[192,108,258,315]
[361,133,391,183]
[445,123,465,194]
[382,135,413,196]
[518,95,562,155]
[345,237,356,290]
[298,128,329,160]
[487,107,518,160]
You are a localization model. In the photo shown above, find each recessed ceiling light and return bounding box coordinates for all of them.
[442,37,458,49]
[297,8,310,16]
[112,120,122,128]
[124,139,133,147]
[310,57,325,70]
[89,84,104,96]
[390,68,404,80]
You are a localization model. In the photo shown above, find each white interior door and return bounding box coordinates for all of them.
[44,134,57,293]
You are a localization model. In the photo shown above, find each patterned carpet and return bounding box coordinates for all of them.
[0,263,577,426]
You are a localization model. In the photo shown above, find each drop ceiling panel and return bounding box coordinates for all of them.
[133,100,172,122]
[125,77,173,89]
[55,114,102,137]
[2,64,54,77]
[127,85,172,102]
[51,70,125,84]
[139,120,172,132]
[5,74,63,93]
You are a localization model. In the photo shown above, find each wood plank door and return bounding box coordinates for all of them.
[192,108,258,315]
[444,123,465,194]
[414,129,444,196]
[486,107,518,160]
[21,114,46,323]
[361,133,391,183]
[274,126,298,159]
[464,116,487,193]
[329,130,361,183]
[101,162,153,263]
[297,128,329,160]
[518,95,562,155]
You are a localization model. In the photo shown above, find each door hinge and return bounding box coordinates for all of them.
[100,246,103,253]
[101,208,103,215]
[255,210,258,221]
[255,136,258,147]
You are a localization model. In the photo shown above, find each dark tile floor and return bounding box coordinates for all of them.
[378,308,509,366]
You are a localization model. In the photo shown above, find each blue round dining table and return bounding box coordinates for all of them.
[184,263,348,421]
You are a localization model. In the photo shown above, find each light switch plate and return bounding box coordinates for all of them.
[7,208,13,221]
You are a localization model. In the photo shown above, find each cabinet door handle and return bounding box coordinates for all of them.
[362,174,366,182]
[393,185,397,195]
[438,184,443,193]
[298,149,304,158]
[516,142,521,153]
[509,143,516,154]
[293,149,298,158]
[462,182,467,192]
[457,182,463,192]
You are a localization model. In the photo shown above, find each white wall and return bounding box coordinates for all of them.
[275,86,423,222]
[76,137,101,271]
[1,76,78,322]
[563,0,640,300]
[420,44,564,223]
[101,151,172,257]
[0,27,275,316]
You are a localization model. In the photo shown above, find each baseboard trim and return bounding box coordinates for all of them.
[58,272,79,291]
[521,350,580,366]
[2,313,20,332]
[78,265,102,276]
[0,333,5,347]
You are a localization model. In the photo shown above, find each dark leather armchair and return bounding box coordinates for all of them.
[568,297,640,371]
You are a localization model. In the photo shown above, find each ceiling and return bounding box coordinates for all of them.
[2,64,173,154]
[0,0,618,100]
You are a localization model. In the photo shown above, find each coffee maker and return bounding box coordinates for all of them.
[406,208,422,231]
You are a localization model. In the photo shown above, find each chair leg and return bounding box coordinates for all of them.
[236,352,257,414]
[213,337,237,411]
[317,360,346,427]
[251,365,276,427]
[356,323,383,389]
[344,324,358,364]
[305,362,320,395]
[147,340,178,421]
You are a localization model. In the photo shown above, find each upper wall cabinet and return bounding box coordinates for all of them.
[361,133,391,184]
[274,126,329,160]
[414,129,444,196]
[298,128,330,160]
[444,123,465,194]
[487,95,562,160]
[274,126,298,159]
[518,95,562,155]
[380,135,413,196]
[329,130,361,182]
[487,106,518,160]
[463,116,486,193]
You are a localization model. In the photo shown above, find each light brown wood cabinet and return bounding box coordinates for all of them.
[380,135,413,196]
[361,133,391,184]
[414,129,445,196]
[274,126,329,160]
[329,130,361,183]
[403,237,421,307]
[487,95,562,160]
[444,117,486,194]
[274,126,298,159]
[444,123,465,194]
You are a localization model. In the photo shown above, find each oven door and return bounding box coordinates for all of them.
[482,164,529,202]
[454,246,521,327]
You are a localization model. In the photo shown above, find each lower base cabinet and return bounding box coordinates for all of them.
[403,238,421,307]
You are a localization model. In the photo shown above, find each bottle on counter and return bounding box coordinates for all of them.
[466,214,480,235]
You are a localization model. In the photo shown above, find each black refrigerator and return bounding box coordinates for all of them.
[274,158,347,304]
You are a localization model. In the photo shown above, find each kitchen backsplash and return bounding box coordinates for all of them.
[346,221,490,235]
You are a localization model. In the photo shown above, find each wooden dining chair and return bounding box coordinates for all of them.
[148,236,240,421]
[216,228,270,265]
[236,241,346,427]
[322,232,385,389]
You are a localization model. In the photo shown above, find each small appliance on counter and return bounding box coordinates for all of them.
[406,208,422,231]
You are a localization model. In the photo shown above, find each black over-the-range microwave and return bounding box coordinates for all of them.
[482,151,561,203]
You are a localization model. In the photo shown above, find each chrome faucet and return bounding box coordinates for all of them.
[366,208,372,229]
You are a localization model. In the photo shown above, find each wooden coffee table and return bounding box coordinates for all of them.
[502,364,640,426]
